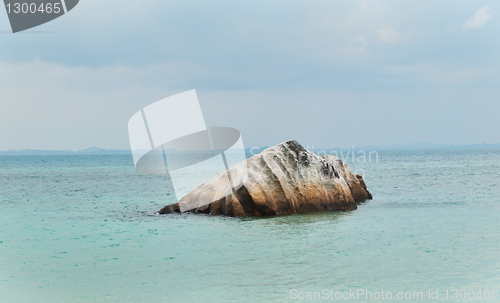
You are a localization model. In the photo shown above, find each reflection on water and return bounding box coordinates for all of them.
[239,210,348,224]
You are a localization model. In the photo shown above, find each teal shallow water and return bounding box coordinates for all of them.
[1,151,499,302]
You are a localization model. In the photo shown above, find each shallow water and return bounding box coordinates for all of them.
[1,150,499,302]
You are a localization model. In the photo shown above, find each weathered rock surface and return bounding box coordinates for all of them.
[159,140,372,217]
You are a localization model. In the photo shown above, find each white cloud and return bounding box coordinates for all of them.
[355,36,368,45]
[462,5,492,30]
[378,26,402,42]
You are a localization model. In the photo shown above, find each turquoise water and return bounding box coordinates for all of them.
[1,150,499,302]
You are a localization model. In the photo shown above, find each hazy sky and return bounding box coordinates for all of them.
[1,0,499,150]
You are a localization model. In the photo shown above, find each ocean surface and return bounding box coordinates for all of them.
[1,150,499,302]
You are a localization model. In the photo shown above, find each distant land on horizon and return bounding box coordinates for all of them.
[0,147,132,156]
[2,142,500,156]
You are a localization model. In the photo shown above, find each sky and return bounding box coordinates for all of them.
[0,0,499,150]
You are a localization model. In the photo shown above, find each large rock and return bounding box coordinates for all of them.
[159,140,372,217]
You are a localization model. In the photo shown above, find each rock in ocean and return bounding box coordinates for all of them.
[159,140,372,217]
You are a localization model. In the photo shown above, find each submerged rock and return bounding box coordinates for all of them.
[159,140,372,217]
